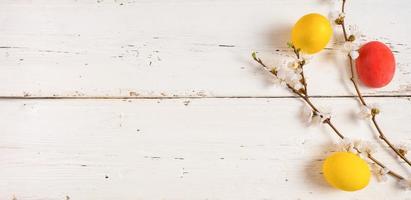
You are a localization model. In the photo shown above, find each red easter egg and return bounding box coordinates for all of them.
[355,41,395,88]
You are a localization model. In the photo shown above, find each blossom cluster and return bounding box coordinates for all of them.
[301,104,331,125]
[274,63,304,90]
[334,138,376,157]
[334,139,392,182]
[334,138,410,189]
[330,10,362,59]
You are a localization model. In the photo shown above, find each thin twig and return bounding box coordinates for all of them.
[372,115,411,166]
[323,119,344,140]
[348,55,367,105]
[300,65,308,96]
[339,0,411,168]
[367,153,404,180]
[252,51,405,181]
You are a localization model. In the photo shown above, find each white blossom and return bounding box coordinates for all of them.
[287,53,311,70]
[353,139,376,157]
[302,104,314,124]
[371,164,389,182]
[340,25,363,59]
[358,105,372,119]
[349,50,359,59]
[359,141,377,155]
[293,81,304,90]
[288,71,302,82]
[343,41,358,52]
[308,107,332,125]
[301,106,323,125]
[353,140,368,158]
[343,41,360,59]
[398,179,411,191]
[317,111,331,123]
[311,115,322,125]
[335,138,356,153]
[358,104,380,119]
[287,60,299,70]
[334,139,376,156]
[301,105,331,126]
[272,61,306,91]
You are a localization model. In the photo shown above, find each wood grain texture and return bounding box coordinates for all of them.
[1,0,411,199]
[0,0,410,98]
[1,98,411,200]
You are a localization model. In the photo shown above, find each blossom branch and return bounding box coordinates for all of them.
[367,153,404,180]
[336,0,411,168]
[252,48,405,181]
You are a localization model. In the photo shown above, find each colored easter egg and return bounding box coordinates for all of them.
[356,41,395,88]
[291,13,333,54]
[323,152,371,191]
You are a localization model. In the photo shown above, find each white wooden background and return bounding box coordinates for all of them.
[0,0,410,199]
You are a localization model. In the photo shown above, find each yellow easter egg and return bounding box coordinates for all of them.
[291,13,332,54]
[323,152,371,191]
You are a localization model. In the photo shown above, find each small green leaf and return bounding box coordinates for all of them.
[251,52,257,60]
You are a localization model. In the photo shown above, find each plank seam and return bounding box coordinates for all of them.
[0,95,409,100]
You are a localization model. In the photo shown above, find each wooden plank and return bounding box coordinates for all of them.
[0,97,410,199]
[0,0,410,98]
